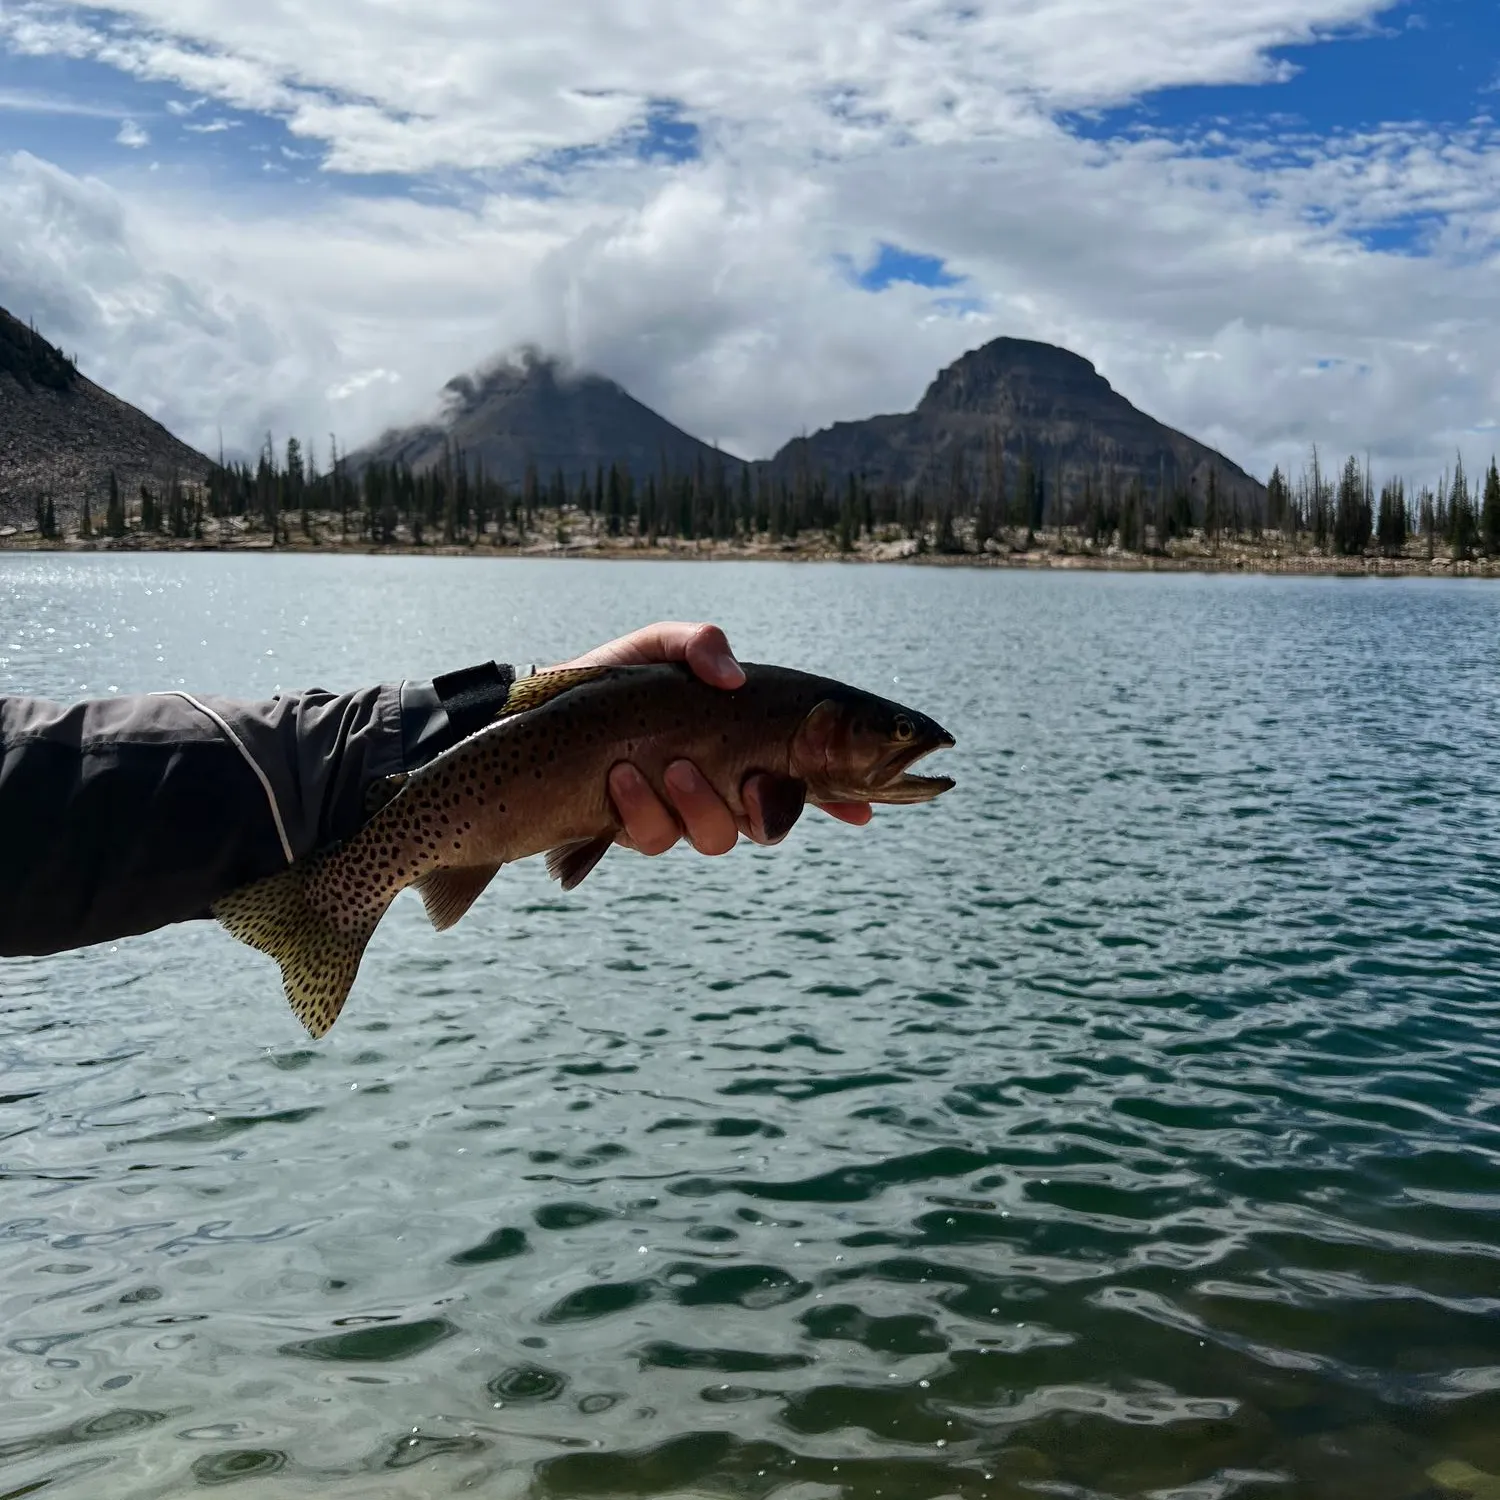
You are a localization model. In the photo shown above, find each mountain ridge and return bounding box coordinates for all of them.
[0,305,215,527]
[0,305,1264,526]
[762,336,1263,509]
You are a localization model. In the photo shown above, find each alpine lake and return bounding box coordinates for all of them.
[2,552,1499,1500]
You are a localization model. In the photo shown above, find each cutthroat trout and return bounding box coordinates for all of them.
[213,662,955,1037]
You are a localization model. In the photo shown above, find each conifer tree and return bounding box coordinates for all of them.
[605,464,623,537]
[1121,476,1142,552]
[522,460,538,528]
[838,473,857,553]
[974,471,995,551]
[1377,479,1407,556]
[1266,465,1289,533]
[1333,455,1370,555]
[1450,453,1476,560]
[1082,472,1099,543]
[1481,459,1500,558]
[1016,447,1034,539]
[106,470,125,538]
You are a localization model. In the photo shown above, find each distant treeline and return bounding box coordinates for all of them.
[53,432,1500,560]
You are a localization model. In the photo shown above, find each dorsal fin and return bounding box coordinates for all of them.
[496,665,609,719]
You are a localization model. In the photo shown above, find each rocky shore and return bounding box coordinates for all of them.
[3,512,1497,579]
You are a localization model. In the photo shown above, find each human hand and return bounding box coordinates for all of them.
[553,621,873,856]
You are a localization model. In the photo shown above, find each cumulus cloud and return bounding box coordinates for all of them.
[0,151,340,451]
[0,0,1390,174]
[1,0,1498,486]
[114,116,147,147]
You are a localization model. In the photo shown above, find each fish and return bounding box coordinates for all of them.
[212,661,955,1038]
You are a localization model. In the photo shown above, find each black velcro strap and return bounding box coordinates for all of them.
[432,660,516,744]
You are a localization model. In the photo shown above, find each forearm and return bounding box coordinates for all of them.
[0,660,523,956]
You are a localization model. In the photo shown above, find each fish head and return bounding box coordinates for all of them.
[789,688,955,805]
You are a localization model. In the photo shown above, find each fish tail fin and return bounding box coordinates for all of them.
[213,866,386,1038]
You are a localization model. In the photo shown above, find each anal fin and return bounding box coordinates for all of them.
[414,862,503,931]
[545,835,614,891]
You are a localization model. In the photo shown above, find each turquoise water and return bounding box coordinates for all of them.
[1,554,1499,1500]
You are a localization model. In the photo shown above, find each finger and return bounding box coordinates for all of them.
[556,622,745,688]
[608,763,681,856]
[681,624,745,690]
[816,800,874,826]
[663,760,739,856]
[742,773,807,845]
[552,622,697,671]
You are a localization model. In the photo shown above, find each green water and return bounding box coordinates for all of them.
[2,555,1499,1500]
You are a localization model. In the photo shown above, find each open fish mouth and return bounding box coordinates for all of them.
[869,733,956,803]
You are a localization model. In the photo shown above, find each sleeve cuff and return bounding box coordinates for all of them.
[399,660,524,768]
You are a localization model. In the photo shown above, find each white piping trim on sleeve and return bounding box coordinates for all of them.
[152,690,295,866]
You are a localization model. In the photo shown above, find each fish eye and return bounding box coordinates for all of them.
[894,715,915,742]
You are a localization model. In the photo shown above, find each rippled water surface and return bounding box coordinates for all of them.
[3,554,1500,1500]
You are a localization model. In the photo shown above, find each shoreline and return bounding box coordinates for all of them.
[3,528,1497,580]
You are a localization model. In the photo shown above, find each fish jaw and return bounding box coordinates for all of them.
[850,734,956,804]
[866,771,955,805]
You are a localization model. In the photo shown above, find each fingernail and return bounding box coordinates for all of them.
[612,763,646,796]
[713,650,745,686]
[665,760,701,795]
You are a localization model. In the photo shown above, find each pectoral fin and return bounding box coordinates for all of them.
[545,835,614,891]
[413,862,504,931]
[750,774,807,843]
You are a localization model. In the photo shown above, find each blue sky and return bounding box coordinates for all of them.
[1,0,1499,477]
[1070,0,1496,139]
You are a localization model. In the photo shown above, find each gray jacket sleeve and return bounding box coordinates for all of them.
[0,660,522,956]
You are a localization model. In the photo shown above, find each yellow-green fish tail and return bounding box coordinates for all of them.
[213,866,389,1038]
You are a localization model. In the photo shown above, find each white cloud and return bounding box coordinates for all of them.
[326,367,401,401]
[2,0,1499,489]
[114,116,148,147]
[1,0,1392,175]
[0,86,128,116]
[0,151,339,453]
